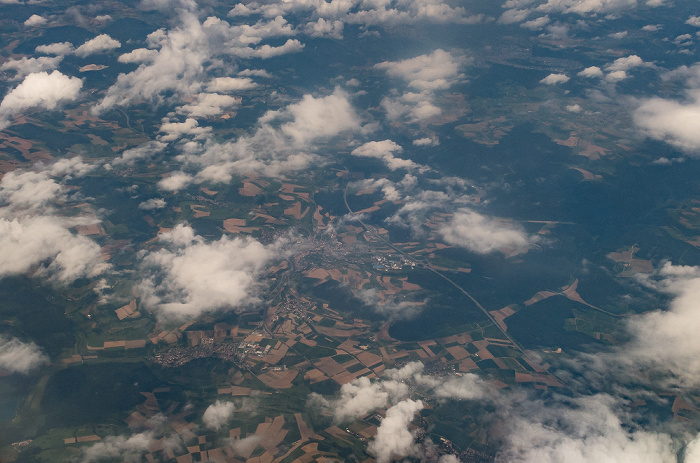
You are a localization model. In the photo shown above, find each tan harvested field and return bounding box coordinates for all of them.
[446,345,470,361]
[356,351,383,367]
[553,134,579,147]
[331,370,356,385]
[437,332,472,345]
[524,291,557,306]
[459,358,478,372]
[190,204,209,218]
[258,369,298,389]
[304,369,327,383]
[75,223,106,236]
[472,340,495,360]
[200,187,218,195]
[400,278,421,291]
[571,167,602,180]
[295,413,314,442]
[315,357,345,377]
[115,299,138,320]
[315,326,363,338]
[239,182,262,196]
[304,268,329,280]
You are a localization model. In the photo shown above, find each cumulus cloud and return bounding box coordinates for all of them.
[578,66,604,78]
[521,15,550,29]
[158,172,194,191]
[624,263,700,386]
[0,216,108,283]
[74,34,121,57]
[81,431,165,463]
[35,42,74,56]
[605,55,646,72]
[117,48,159,64]
[175,93,239,117]
[310,375,409,422]
[0,56,63,80]
[351,140,423,171]
[634,91,700,152]
[368,399,424,463]
[160,89,360,184]
[229,0,483,26]
[24,14,47,27]
[540,73,570,85]
[138,198,167,210]
[202,400,235,430]
[110,141,167,167]
[94,13,301,113]
[0,337,48,373]
[0,161,107,284]
[375,49,466,91]
[0,71,82,128]
[495,394,682,463]
[206,77,257,92]
[374,51,467,123]
[413,137,439,146]
[439,209,534,254]
[686,16,700,27]
[138,224,288,319]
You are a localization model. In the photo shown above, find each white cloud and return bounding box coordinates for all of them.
[138,224,287,319]
[578,66,603,78]
[521,15,550,29]
[540,73,570,85]
[626,263,700,386]
[0,56,63,80]
[311,375,409,423]
[158,172,194,191]
[35,42,74,56]
[278,90,360,145]
[0,215,108,283]
[351,140,422,171]
[0,337,48,373]
[642,24,662,32]
[138,198,167,210]
[605,70,628,82]
[117,48,159,64]
[230,38,305,59]
[496,394,682,463]
[608,30,628,39]
[206,77,257,92]
[111,141,167,167]
[0,170,64,209]
[499,8,531,24]
[24,14,47,27]
[176,93,239,117]
[412,137,439,146]
[686,16,700,27]
[94,13,299,113]
[74,34,121,57]
[304,18,344,39]
[605,55,645,72]
[202,401,235,430]
[566,103,582,112]
[375,49,466,91]
[534,0,638,15]
[634,91,700,152]
[159,118,212,142]
[0,71,82,128]
[368,399,424,463]
[81,432,156,463]
[439,209,534,254]
[238,68,272,78]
